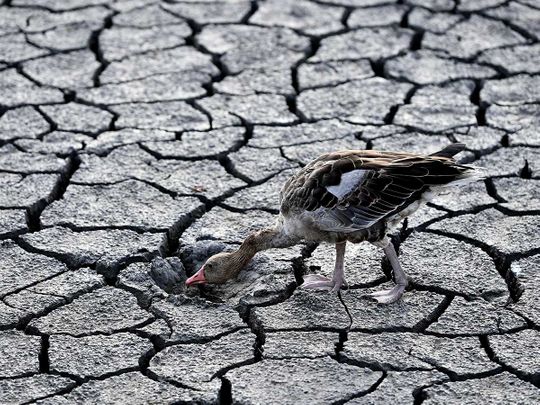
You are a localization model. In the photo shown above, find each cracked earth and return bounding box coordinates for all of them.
[0,0,539,403]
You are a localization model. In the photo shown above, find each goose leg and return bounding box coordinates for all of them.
[301,242,348,292]
[369,240,408,304]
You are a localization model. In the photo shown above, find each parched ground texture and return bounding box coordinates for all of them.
[0,0,539,403]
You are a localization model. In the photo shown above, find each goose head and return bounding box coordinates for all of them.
[185,252,241,286]
[185,227,286,287]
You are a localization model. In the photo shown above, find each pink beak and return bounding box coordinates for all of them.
[185,267,207,286]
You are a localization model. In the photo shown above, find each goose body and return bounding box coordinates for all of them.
[278,144,473,244]
[186,143,478,303]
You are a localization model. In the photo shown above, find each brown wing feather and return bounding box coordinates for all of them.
[280,146,472,230]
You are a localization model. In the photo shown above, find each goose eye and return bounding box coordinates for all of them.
[206,263,213,270]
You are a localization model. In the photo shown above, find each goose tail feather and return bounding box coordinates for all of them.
[444,165,486,187]
[431,143,467,158]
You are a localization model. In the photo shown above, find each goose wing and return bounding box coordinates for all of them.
[280,145,471,232]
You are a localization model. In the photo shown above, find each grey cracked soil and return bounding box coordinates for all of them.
[0,0,539,403]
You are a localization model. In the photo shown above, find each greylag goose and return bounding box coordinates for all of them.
[186,143,478,303]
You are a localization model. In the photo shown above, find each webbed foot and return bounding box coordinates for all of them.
[367,284,406,304]
[301,274,347,293]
